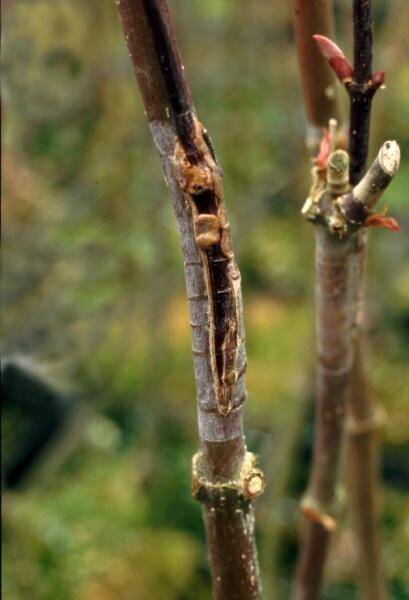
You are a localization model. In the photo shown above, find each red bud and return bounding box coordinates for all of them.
[372,70,385,89]
[313,34,354,82]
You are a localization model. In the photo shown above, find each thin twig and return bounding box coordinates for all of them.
[349,0,374,184]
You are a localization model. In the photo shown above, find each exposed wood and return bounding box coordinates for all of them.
[115,1,264,597]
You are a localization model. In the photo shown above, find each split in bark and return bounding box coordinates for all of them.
[115,1,264,598]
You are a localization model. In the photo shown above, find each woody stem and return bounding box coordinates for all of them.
[115,1,263,598]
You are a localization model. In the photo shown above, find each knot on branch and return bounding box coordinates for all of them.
[346,406,387,436]
[173,117,222,197]
[300,495,337,532]
[192,451,265,504]
[194,213,221,250]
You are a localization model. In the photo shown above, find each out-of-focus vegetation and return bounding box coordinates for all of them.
[2,1,408,598]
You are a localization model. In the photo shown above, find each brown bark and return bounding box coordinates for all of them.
[292,2,399,597]
[295,224,359,600]
[345,5,390,597]
[294,522,330,600]
[296,143,398,598]
[292,4,351,587]
[292,0,340,149]
[346,325,387,600]
[115,1,264,597]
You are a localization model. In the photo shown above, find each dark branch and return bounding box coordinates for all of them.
[349,0,375,184]
[353,0,373,84]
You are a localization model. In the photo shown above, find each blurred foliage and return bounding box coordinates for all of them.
[2,0,409,598]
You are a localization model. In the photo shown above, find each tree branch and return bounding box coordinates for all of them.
[294,2,399,598]
[314,21,394,591]
[115,1,264,597]
[295,148,358,599]
[353,0,373,84]
[337,140,400,226]
[292,0,340,150]
[349,0,374,184]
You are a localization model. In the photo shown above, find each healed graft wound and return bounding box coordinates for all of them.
[192,451,265,502]
[346,405,387,436]
[300,495,337,532]
[173,116,242,415]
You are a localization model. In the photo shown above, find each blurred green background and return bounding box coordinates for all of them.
[2,1,408,598]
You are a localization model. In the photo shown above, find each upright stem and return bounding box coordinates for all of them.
[349,0,374,184]
[347,329,387,600]
[347,3,388,598]
[292,4,349,596]
[295,225,359,600]
[292,0,340,149]
[293,2,394,597]
[115,2,264,598]
[353,0,373,84]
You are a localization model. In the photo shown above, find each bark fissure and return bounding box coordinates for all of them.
[115,1,263,597]
[173,123,243,415]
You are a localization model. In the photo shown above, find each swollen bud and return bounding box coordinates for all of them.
[372,70,385,89]
[313,34,354,83]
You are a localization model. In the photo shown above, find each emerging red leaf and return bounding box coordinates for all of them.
[313,128,331,170]
[313,34,354,83]
[365,213,400,232]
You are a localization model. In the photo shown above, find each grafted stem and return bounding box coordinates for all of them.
[296,153,359,597]
[115,1,263,597]
[295,225,359,598]
[293,2,398,597]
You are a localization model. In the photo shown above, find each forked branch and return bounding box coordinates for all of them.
[292,2,400,598]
